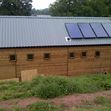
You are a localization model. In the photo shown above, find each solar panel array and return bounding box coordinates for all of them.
[65,23,111,39]
[65,23,83,39]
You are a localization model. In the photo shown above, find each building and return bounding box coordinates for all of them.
[0,16,111,80]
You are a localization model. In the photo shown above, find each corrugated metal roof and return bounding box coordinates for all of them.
[0,16,111,48]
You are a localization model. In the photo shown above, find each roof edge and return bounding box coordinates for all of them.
[0,16,109,20]
[0,44,111,49]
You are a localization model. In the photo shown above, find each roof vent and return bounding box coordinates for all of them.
[65,37,71,42]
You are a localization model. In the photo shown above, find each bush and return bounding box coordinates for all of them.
[31,76,79,98]
[32,83,62,98]
[30,74,111,98]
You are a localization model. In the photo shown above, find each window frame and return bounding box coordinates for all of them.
[95,51,100,58]
[81,51,87,58]
[9,54,17,61]
[69,52,75,59]
[44,53,50,60]
[27,54,34,61]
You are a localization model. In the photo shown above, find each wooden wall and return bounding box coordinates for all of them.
[0,49,16,79]
[68,46,111,75]
[16,48,68,78]
[0,46,111,80]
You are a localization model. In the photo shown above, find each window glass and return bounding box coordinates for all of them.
[95,51,100,57]
[69,52,75,59]
[10,55,16,61]
[27,54,34,60]
[44,53,50,60]
[82,52,87,57]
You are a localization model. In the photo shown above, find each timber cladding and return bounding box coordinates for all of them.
[0,46,111,80]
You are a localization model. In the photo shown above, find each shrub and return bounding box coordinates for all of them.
[31,76,78,98]
[31,74,111,98]
[32,83,62,98]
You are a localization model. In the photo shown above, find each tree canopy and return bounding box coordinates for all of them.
[49,0,111,17]
[0,0,32,15]
[31,8,50,16]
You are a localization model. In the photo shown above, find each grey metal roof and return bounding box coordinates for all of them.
[0,16,111,48]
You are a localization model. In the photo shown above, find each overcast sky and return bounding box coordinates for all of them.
[32,0,56,9]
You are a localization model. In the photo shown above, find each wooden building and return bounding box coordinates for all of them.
[0,16,111,80]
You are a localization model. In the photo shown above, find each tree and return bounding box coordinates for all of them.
[105,0,111,16]
[49,0,79,16]
[49,0,110,17]
[31,8,51,16]
[0,0,32,15]
[31,8,37,16]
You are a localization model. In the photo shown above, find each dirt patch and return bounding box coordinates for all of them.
[0,99,19,109]
[51,90,111,107]
[0,90,111,110]
[17,97,44,108]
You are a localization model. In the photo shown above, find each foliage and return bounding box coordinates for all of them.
[31,76,76,98]
[31,8,50,16]
[0,0,32,15]
[49,0,110,17]
[0,74,111,100]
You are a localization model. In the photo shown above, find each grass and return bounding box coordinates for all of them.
[94,96,111,105]
[0,74,111,100]
[0,109,6,111]
[0,102,60,111]
[69,96,111,111]
[27,102,60,111]
[70,106,111,111]
[0,97,111,111]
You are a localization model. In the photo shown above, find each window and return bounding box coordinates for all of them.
[82,51,87,58]
[27,54,34,60]
[69,52,75,59]
[9,55,16,61]
[95,51,100,57]
[44,53,50,60]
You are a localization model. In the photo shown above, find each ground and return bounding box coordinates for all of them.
[0,90,111,110]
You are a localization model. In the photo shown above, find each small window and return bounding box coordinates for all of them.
[69,52,75,59]
[9,55,16,61]
[44,53,50,60]
[82,51,87,57]
[95,51,100,57]
[27,54,34,60]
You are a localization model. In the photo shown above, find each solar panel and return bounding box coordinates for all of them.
[90,23,108,38]
[102,23,111,37]
[78,23,96,38]
[65,23,83,39]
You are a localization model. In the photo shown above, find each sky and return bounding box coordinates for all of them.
[32,0,56,10]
